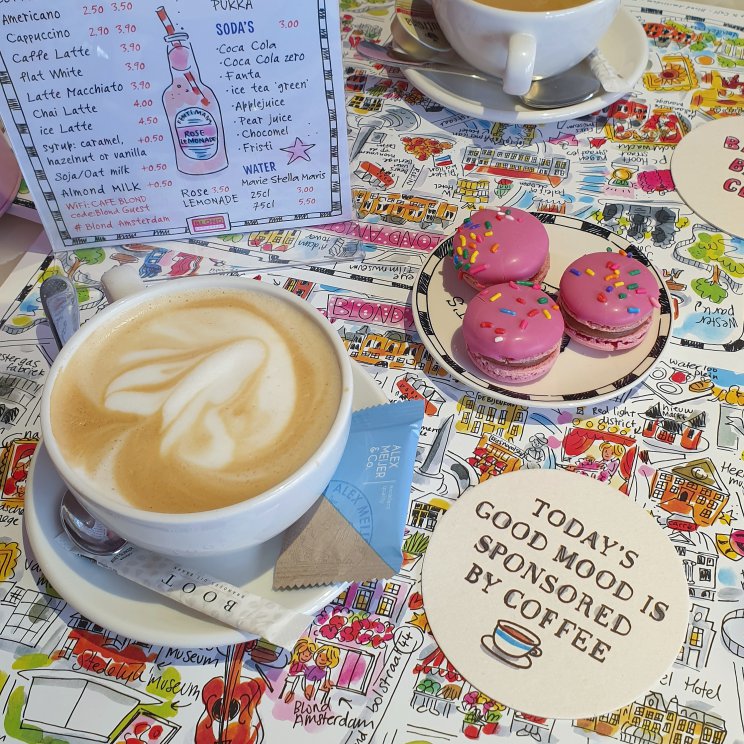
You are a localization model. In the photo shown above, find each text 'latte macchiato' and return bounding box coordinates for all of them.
[50,287,343,514]
[473,0,592,10]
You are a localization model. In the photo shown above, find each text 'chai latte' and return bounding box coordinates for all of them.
[50,287,343,513]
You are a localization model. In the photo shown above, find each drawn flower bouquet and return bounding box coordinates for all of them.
[459,692,504,739]
[315,606,395,648]
[402,531,430,568]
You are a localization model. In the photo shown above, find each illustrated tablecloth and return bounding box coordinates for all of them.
[0,0,743,742]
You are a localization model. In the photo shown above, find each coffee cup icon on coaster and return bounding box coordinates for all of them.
[481,620,542,669]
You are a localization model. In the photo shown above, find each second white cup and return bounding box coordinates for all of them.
[431,0,621,96]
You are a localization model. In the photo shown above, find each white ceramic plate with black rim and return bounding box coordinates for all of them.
[402,8,648,125]
[412,213,672,407]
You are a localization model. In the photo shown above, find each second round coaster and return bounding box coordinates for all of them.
[422,469,689,720]
[671,116,744,239]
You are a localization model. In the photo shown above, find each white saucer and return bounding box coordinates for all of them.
[412,213,672,407]
[25,362,385,648]
[403,9,648,124]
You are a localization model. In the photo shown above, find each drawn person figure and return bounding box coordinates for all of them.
[281,638,316,704]
[304,645,340,701]
[598,442,625,482]
[4,453,32,499]
[523,433,556,470]
[658,111,681,143]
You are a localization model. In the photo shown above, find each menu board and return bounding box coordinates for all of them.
[0,0,351,250]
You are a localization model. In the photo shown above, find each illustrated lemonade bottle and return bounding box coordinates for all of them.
[161,30,227,175]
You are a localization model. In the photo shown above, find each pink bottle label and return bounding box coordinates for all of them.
[175,107,218,160]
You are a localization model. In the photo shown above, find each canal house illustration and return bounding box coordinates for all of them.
[456,177,490,206]
[607,97,650,125]
[246,229,298,251]
[642,21,696,46]
[456,393,527,441]
[0,583,64,647]
[352,188,458,230]
[284,278,314,300]
[468,435,524,481]
[576,691,726,744]
[348,94,383,115]
[333,577,413,623]
[670,530,718,601]
[650,458,729,527]
[344,67,368,93]
[359,331,419,369]
[342,326,447,377]
[677,604,716,669]
[462,146,569,187]
[0,373,42,428]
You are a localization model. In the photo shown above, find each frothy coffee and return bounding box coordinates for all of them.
[50,287,343,513]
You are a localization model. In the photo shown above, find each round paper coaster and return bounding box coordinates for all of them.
[671,117,744,239]
[422,470,689,720]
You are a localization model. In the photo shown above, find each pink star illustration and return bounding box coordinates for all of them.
[280,137,316,164]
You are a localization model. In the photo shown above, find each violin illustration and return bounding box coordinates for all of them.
[195,643,266,744]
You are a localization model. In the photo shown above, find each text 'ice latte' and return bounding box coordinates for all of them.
[50,287,343,513]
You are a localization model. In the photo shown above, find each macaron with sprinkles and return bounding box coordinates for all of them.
[451,206,550,291]
[558,252,660,351]
[462,281,565,383]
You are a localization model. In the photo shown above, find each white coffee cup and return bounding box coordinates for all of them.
[40,272,354,557]
[431,0,621,96]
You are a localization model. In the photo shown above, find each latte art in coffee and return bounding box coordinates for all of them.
[51,288,343,513]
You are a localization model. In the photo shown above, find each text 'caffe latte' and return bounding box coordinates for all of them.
[50,287,343,513]
[474,0,592,9]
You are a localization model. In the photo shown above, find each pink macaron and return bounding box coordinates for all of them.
[451,207,550,291]
[462,281,565,384]
[558,252,660,351]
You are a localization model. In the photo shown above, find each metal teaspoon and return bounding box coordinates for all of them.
[356,40,600,109]
[40,275,128,557]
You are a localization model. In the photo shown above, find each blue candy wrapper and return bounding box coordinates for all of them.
[274,400,424,588]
